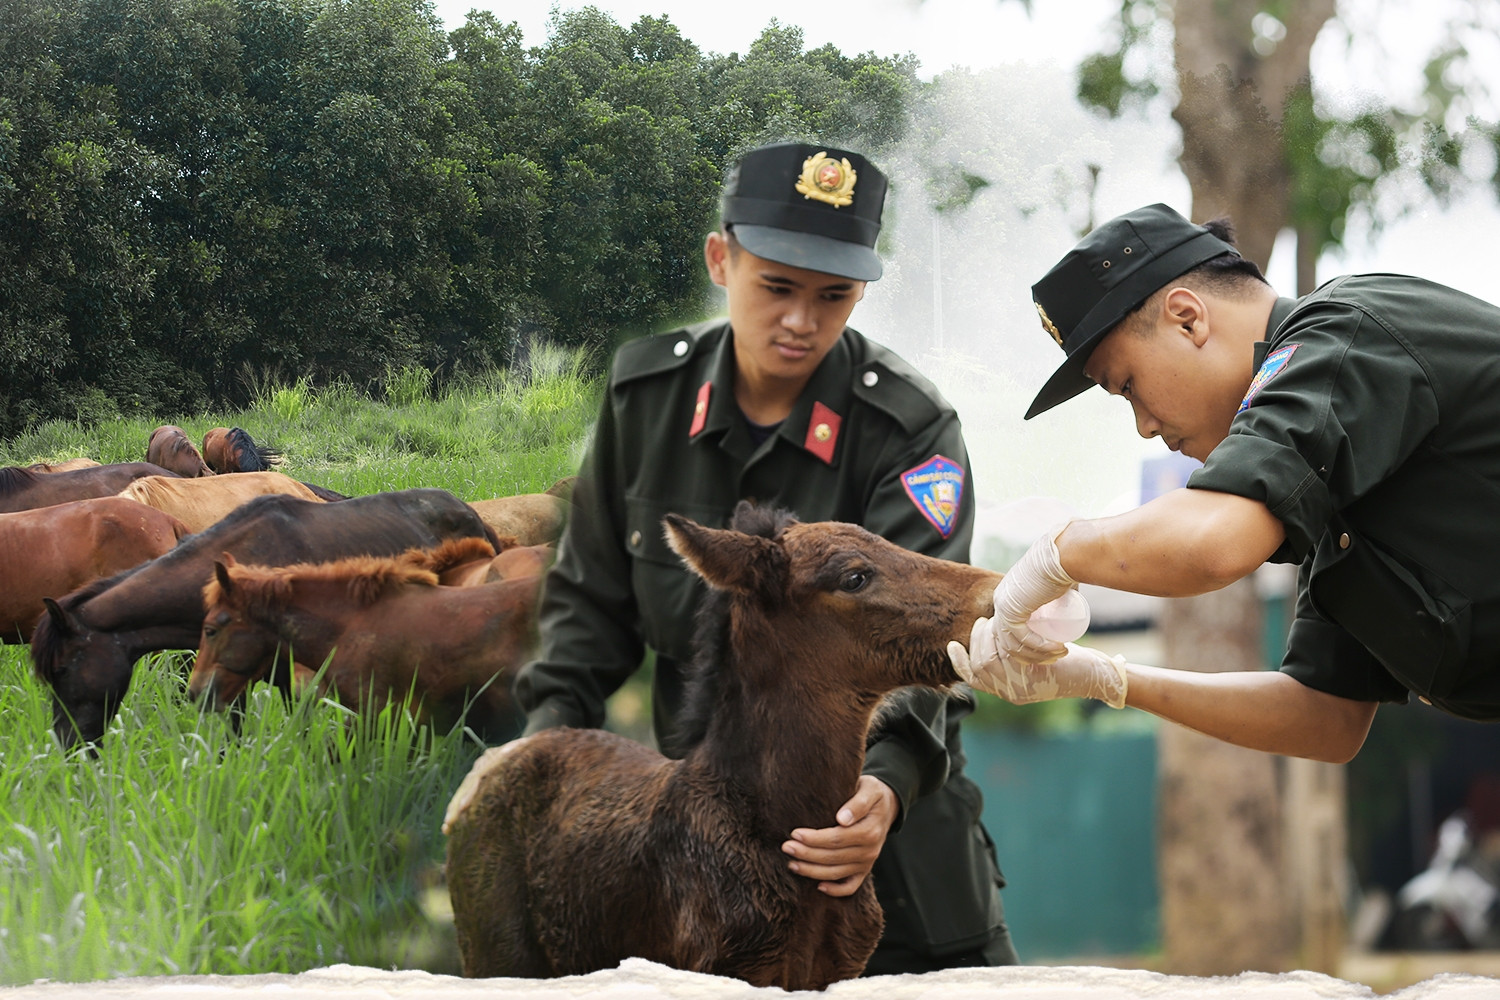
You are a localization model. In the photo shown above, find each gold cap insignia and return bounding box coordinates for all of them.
[796,152,856,208]
[1035,302,1064,347]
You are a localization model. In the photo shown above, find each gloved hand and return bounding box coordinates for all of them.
[947,616,1129,709]
[992,529,1077,664]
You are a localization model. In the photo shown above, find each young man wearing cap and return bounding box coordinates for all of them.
[514,142,1018,972]
[948,202,1500,762]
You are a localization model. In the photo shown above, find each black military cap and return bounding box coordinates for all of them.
[720,142,887,282]
[1025,203,1239,419]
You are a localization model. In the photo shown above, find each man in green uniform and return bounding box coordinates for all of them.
[948,202,1500,761]
[514,142,1017,972]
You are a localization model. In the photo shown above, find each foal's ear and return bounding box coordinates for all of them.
[663,514,782,594]
[213,559,235,596]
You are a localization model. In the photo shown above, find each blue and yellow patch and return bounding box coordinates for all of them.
[901,454,964,538]
[1239,343,1300,413]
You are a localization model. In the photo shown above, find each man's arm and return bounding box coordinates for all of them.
[1059,487,1286,596]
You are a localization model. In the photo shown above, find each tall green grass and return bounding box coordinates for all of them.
[0,359,603,984]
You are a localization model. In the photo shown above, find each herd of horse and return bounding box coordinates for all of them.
[7,427,1003,990]
[4,425,566,748]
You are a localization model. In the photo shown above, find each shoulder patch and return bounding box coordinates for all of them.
[900,454,965,538]
[1238,343,1300,413]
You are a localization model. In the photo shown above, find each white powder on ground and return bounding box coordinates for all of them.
[6,959,1500,1000]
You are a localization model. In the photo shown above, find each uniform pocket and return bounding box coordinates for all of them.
[623,496,724,663]
[1309,522,1472,697]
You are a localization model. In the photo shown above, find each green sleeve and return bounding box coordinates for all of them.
[513,383,645,734]
[857,409,977,826]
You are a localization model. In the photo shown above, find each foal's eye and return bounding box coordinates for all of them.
[838,569,871,593]
[202,626,217,639]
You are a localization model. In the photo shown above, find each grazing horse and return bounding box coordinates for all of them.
[31,488,501,748]
[0,462,178,515]
[0,498,189,643]
[467,477,574,548]
[188,538,540,743]
[201,427,281,473]
[117,471,326,533]
[146,425,214,478]
[27,458,101,473]
[441,503,1001,990]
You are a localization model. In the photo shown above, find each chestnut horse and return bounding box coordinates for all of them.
[201,427,281,473]
[31,488,501,748]
[0,462,178,514]
[146,425,214,478]
[189,537,540,743]
[117,471,326,533]
[467,476,574,547]
[442,504,1001,990]
[27,458,101,473]
[1,498,189,643]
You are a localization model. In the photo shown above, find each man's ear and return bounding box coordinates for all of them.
[704,231,731,288]
[1162,286,1209,346]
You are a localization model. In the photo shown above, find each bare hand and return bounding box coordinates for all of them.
[781,774,898,896]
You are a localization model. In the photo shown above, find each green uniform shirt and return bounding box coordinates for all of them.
[515,320,1008,958]
[1190,274,1500,720]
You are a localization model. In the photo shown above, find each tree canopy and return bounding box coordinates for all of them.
[0,0,920,435]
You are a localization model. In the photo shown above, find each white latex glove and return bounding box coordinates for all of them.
[991,528,1077,664]
[948,616,1129,710]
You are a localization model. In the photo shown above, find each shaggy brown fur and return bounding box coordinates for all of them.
[441,502,1002,990]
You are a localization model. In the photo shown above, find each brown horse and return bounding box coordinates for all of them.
[0,462,179,515]
[27,458,101,473]
[0,498,189,643]
[432,539,556,588]
[441,503,1001,990]
[201,427,282,473]
[31,488,502,748]
[466,477,573,547]
[146,425,214,478]
[117,472,326,533]
[188,538,540,743]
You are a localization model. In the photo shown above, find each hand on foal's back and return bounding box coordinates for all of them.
[780,775,898,897]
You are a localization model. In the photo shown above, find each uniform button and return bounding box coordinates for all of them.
[629,530,642,547]
[1420,696,1432,705]
[673,340,688,357]
[862,370,878,387]
[1339,532,1351,549]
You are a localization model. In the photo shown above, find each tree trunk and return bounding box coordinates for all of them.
[1159,3,1346,974]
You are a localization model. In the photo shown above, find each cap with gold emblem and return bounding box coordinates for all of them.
[1025,203,1239,419]
[720,142,887,282]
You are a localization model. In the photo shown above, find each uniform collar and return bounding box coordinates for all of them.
[690,326,855,466]
[1253,296,1301,367]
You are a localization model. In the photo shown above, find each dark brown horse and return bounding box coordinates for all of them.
[0,462,179,515]
[146,425,214,478]
[201,427,281,473]
[0,498,190,643]
[31,488,501,748]
[188,537,539,743]
[442,503,1001,990]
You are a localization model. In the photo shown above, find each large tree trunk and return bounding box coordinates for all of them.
[1159,0,1345,975]
[1172,0,1336,263]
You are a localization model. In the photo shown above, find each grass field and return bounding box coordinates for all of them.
[0,350,606,984]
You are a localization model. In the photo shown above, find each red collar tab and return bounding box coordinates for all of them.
[803,401,842,464]
[689,380,712,438]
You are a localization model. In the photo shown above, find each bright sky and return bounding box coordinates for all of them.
[429,0,1500,541]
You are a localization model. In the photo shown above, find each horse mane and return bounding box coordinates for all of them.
[0,466,41,496]
[665,502,798,758]
[205,539,494,617]
[227,428,282,472]
[117,476,172,505]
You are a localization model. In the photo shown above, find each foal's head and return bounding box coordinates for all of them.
[664,502,1001,701]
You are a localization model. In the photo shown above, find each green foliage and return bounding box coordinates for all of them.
[0,0,920,437]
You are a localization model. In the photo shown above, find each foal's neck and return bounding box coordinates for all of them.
[686,627,882,844]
